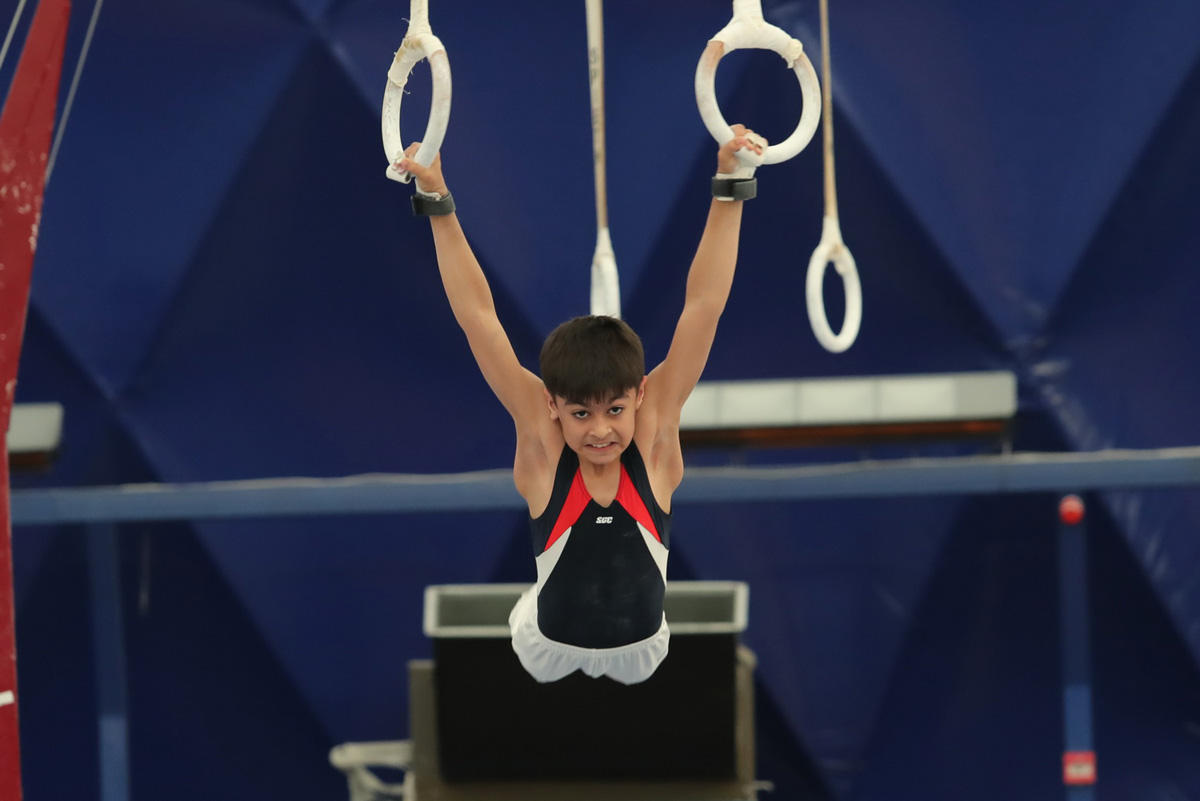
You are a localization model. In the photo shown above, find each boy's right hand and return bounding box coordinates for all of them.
[717,123,766,175]
[395,142,449,196]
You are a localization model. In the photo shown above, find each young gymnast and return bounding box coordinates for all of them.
[396,125,764,684]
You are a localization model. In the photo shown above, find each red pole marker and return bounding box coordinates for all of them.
[1063,750,1097,785]
[1059,494,1085,526]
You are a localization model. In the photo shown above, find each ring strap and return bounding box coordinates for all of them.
[411,191,455,216]
[711,177,757,201]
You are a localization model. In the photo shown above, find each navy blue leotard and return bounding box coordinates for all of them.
[508,442,671,683]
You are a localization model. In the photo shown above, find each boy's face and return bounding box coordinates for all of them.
[547,380,645,468]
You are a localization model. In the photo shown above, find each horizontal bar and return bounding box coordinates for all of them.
[11,446,1200,525]
[12,470,522,524]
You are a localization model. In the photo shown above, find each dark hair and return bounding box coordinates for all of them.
[540,315,645,403]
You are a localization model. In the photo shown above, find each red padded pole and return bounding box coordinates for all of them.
[0,0,73,797]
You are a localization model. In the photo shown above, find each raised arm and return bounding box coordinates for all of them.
[397,146,545,426]
[646,125,762,414]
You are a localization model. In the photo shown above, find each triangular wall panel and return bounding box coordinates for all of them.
[34,0,311,396]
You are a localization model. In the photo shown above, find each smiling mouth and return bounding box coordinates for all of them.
[586,442,616,450]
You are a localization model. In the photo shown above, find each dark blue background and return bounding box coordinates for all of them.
[7,0,1200,798]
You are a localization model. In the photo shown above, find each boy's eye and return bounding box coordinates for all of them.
[572,410,589,419]
[608,406,624,415]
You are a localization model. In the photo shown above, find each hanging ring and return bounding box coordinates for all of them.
[806,216,862,353]
[695,2,821,171]
[381,29,452,183]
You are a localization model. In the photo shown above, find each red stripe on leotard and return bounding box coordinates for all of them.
[615,466,661,542]
[544,464,661,550]
[545,469,592,551]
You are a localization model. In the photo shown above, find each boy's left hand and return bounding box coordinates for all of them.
[395,141,449,196]
[717,124,766,174]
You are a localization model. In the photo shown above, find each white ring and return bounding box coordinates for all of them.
[695,33,820,164]
[806,219,861,353]
[381,33,451,183]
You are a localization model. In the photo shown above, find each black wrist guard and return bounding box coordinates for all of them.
[411,191,455,216]
[711,177,757,201]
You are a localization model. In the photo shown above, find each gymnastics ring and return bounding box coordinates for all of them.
[806,216,861,353]
[381,0,451,183]
[695,0,821,172]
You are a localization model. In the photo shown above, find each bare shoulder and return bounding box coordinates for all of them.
[513,394,564,518]
[634,376,685,510]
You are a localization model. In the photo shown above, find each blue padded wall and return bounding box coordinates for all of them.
[7,0,1200,798]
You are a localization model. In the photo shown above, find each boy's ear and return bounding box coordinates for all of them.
[544,386,560,420]
[635,376,647,408]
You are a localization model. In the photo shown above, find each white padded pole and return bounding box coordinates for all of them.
[586,0,620,317]
[586,0,608,231]
[590,227,621,319]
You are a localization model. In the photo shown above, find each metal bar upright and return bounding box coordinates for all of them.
[87,524,131,801]
[1057,494,1096,799]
